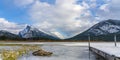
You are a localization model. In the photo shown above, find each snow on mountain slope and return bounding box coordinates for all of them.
[100,24,120,33]
[19,25,59,40]
[19,25,40,38]
[84,19,120,36]
[68,19,120,40]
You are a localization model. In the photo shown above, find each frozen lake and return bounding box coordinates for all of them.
[0,42,113,60]
[18,45,98,60]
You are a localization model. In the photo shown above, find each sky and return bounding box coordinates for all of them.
[0,0,120,39]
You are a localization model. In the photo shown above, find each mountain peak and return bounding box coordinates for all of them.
[101,19,120,25]
[19,26,59,40]
[26,25,31,29]
[107,19,114,21]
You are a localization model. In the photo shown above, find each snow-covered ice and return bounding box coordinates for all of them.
[18,45,96,60]
[90,42,120,57]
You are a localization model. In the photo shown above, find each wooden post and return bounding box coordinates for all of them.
[88,34,90,50]
[88,34,91,60]
[114,34,117,47]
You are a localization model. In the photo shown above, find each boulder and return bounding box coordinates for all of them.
[32,49,53,56]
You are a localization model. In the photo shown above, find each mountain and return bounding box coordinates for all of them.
[19,25,59,40]
[68,19,120,41]
[0,30,19,40]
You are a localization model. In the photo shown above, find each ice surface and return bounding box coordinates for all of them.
[18,45,96,60]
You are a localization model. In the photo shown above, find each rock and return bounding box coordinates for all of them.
[32,49,53,56]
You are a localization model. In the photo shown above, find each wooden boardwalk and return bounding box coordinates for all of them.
[90,47,120,60]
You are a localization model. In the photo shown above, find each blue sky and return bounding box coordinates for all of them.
[0,0,120,38]
[0,0,33,24]
[0,0,56,24]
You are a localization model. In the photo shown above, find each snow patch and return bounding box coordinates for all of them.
[100,24,120,33]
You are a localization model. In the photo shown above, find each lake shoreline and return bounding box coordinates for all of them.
[0,39,119,42]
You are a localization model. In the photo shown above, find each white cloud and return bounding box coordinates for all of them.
[0,18,25,34]
[96,0,120,20]
[99,4,109,12]
[81,1,90,9]
[14,0,34,7]
[27,0,95,38]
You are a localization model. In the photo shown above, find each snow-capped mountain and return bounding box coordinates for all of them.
[19,25,59,40]
[68,19,120,41]
[0,30,19,39]
[83,19,120,36]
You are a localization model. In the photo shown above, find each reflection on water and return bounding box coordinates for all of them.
[0,44,105,60]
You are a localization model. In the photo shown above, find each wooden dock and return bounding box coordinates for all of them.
[90,47,120,60]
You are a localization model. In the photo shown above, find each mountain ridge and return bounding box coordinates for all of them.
[1,19,120,41]
[68,19,120,41]
[0,30,20,40]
